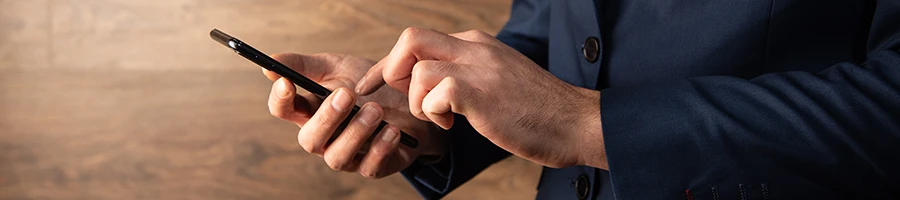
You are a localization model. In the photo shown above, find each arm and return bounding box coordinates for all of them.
[600,2,900,199]
[399,0,550,199]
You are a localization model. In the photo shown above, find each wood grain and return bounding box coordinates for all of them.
[0,0,541,199]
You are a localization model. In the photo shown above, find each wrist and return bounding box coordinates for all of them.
[574,87,607,169]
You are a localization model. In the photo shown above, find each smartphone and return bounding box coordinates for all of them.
[210,29,419,148]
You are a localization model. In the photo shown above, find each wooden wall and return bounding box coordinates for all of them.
[0,0,541,199]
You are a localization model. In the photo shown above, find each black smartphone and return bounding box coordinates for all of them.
[210,29,419,148]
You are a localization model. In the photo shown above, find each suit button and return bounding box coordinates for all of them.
[574,174,590,200]
[582,37,600,63]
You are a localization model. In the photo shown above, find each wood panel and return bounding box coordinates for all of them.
[0,0,51,69]
[0,0,541,199]
[43,0,511,70]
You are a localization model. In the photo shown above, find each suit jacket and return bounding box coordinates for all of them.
[401,0,900,199]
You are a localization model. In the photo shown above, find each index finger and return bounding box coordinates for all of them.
[354,60,387,95]
[355,27,465,95]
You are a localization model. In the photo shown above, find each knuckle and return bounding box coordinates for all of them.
[342,129,363,144]
[399,27,419,45]
[442,78,459,94]
[440,78,468,108]
[400,27,430,51]
[468,30,490,38]
[298,134,325,155]
[401,27,423,40]
[411,61,433,77]
[411,61,426,75]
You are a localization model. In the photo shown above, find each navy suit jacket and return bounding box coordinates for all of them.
[401,0,900,199]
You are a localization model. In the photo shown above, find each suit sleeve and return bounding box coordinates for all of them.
[399,0,550,199]
[601,2,900,199]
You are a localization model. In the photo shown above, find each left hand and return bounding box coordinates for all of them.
[262,53,447,178]
[355,28,605,169]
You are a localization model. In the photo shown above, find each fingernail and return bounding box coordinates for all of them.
[381,127,397,142]
[276,78,291,98]
[357,105,380,126]
[330,89,352,112]
[355,78,367,94]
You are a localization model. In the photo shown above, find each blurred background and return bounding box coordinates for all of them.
[0,0,542,199]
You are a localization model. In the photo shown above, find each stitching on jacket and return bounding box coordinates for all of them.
[739,184,747,200]
[711,187,719,200]
[761,184,769,200]
[686,189,694,200]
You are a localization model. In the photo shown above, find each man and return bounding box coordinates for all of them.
[263,0,900,199]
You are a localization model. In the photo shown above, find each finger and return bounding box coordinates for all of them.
[354,60,386,95]
[358,124,400,179]
[408,60,459,122]
[297,88,356,156]
[264,53,335,82]
[356,27,464,95]
[324,102,384,172]
[262,67,281,82]
[268,78,313,125]
[422,77,471,130]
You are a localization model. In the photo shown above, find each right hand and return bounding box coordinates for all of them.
[264,53,446,179]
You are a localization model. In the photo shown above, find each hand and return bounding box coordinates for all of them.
[264,53,446,178]
[355,28,605,169]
